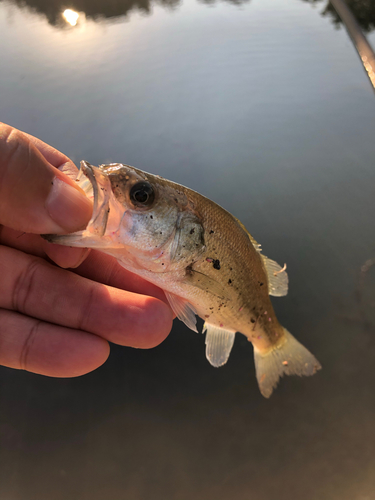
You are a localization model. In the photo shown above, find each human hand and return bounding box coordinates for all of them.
[0,123,173,377]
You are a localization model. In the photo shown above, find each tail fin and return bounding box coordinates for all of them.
[253,329,321,398]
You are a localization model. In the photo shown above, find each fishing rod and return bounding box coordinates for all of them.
[329,0,375,91]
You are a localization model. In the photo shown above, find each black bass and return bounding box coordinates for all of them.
[44,162,321,397]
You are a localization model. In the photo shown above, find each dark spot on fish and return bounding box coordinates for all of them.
[185,264,193,276]
[229,267,233,271]
[150,215,153,219]
[190,228,195,235]
[162,263,164,265]
[250,318,256,323]
[174,198,178,203]
[213,259,221,270]
[160,232,162,235]
[209,230,214,234]
[259,282,264,286]
[228,279,232,284]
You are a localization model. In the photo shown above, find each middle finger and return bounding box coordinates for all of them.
[0,245,173,348]
[0,228,171,303]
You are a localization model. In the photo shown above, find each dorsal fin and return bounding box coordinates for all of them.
[233,216,288,297]
[233,216,262,252]
[260,255,288,297]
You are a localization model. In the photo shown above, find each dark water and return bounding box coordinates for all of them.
[1,0,375,499]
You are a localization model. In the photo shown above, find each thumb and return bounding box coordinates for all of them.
[0,125,92,234]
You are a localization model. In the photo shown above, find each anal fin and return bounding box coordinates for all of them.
[203,323,236,367]
[165,292,198,333]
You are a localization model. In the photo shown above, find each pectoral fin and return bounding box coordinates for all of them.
[203,323,236,367]
[182,269,229,299]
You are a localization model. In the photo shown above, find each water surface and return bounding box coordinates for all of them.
[0,0,375,499]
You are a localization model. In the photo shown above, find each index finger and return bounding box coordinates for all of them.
[23,130,78,180]
[0,123,92,234]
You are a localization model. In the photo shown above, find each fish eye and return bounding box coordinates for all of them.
[129,181,155,207]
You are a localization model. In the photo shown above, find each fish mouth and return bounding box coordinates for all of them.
[79,160,111,236]
[42,161,113,246]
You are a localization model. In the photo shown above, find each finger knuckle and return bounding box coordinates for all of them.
[20,319,42,371]
[0,128,28,206]
[77,285,97,332]
[0,127,23,165]
[12,258,43,314]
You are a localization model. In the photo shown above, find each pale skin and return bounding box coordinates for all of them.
[0,123,173,377]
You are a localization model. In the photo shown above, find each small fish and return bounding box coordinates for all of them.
[43,161,321,397]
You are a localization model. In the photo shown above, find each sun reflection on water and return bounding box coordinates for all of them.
[62,9,80,26]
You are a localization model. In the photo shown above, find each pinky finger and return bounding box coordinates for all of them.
[0,309,110,377]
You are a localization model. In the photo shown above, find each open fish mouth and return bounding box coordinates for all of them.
[42,161,113,246]
[78,161,112,237]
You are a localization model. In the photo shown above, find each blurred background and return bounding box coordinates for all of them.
[0,0,375,498]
